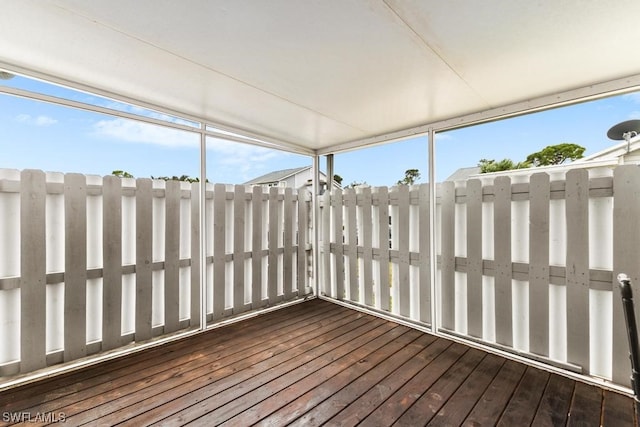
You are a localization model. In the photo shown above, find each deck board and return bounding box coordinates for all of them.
[566,382,604,427]
[602,390,636,427]
[394,348,486,426]
[531,374,575,426]
[0,298,634,426]
[463,359,527,426]
[327,337,454,426]
[497,366,551,426]
[427,353,505,426]
[281,334,438,426]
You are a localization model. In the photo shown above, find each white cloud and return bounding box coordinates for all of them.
[92,118,287,180]
[15,114,58,126]
[207,137,277,159]
[206,137,286,180]
[623,93,640,104]
[93,118,197,147]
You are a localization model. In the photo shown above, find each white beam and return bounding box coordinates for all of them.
[318,73,640,155]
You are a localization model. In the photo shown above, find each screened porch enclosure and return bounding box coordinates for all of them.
[3,1,640,424]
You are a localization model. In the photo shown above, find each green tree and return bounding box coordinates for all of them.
[478,158,530,173]
[397,168,421,185]
[152,175,200,183]
[478,143,586,173]
[333,174,343,185]
[112,171,206,182]
[525,143,585,166]
[112,170,134,178]
[345,181,368,188]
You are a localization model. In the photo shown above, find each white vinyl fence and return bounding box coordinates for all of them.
[0,169,312,377]
[319,164,640,388]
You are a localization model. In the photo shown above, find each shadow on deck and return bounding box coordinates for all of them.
[0,299,635,426]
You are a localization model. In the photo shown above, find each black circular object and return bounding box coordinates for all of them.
[607,120,640,140]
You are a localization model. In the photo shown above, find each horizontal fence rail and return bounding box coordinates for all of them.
[0,169,312,377]
[320,165,640,388]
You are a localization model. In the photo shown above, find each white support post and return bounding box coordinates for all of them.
[326,154,334,192]
[312,155,321,297]
[199,128,207,330]
[428,128,438,333]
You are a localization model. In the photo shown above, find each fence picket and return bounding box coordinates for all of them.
[418,184,431,324]
[135,179,153,341]
[64,173,88,360]
[345,188,358,302]
[613,165,640,385]
[466,179,483,338]
[494,176,513,347]
[356,187,372,306]
[251,186,263,307]
[20,170,47,372]
[268,187,279,303]
[529,173,550,357]
[377,187,390,311]
[333,189,344,299]
[213,184,226,319]
[441,181,456,331]
[566,169,590,371]
[163,180,181,333]
[397,185,410,317]
[190,182,201,327]
[297,190,308,294]
[103,176,123,349]
[322,190,332,297]
[233,185,246,312]
[283,188,294,299]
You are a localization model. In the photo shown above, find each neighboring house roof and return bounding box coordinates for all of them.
[243,166,311,185]
[576,135,640,162]
[445,166,481,182]
[244,166,343,189]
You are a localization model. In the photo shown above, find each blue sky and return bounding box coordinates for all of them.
[1,74,639,185]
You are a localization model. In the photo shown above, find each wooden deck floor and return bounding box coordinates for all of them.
[0,298,635,426]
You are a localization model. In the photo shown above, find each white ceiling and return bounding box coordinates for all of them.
[2,0,640,154]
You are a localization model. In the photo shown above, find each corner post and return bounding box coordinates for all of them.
[312,154,321,297]
[428,128,438,333]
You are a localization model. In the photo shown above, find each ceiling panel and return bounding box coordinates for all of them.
[386,0,640,104]
[1,0,640,153]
